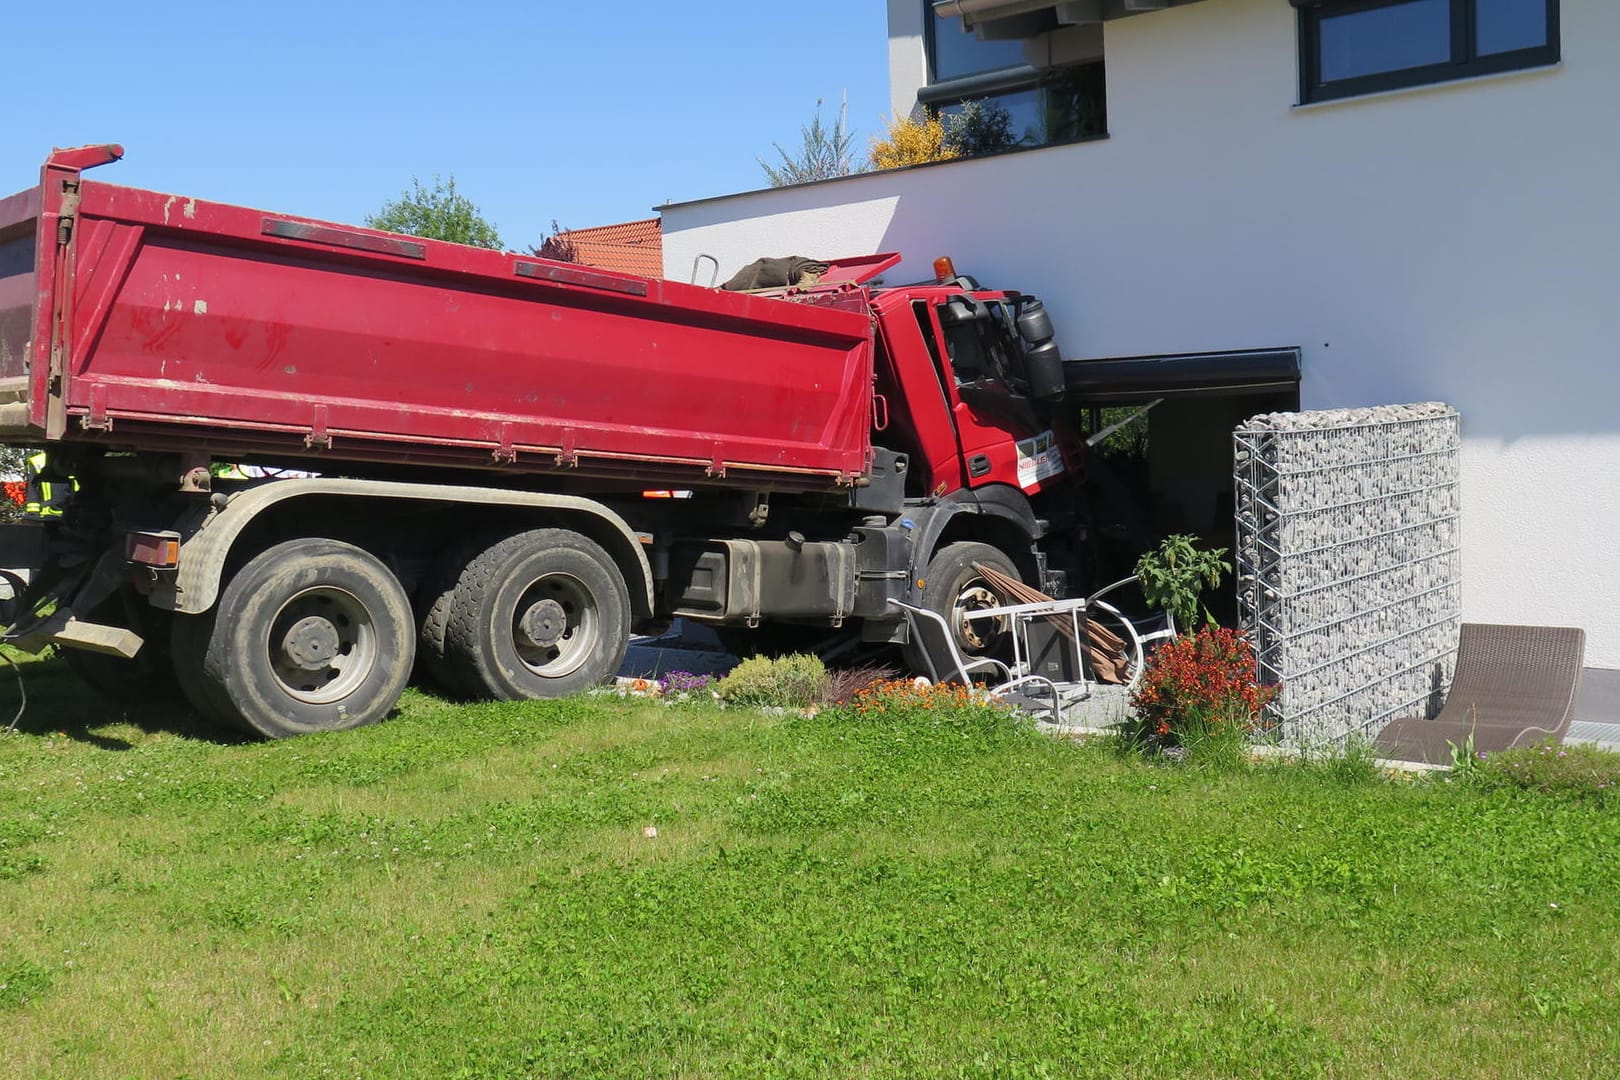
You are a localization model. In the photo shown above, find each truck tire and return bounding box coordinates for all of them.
[903,541,1022,672]
[189,539,416,738]
[414,532,503,699]
[171,611,246,732]
[62,590,181,706]
[444,528,629,700]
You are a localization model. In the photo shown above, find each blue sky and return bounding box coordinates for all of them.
[3,1,891,249]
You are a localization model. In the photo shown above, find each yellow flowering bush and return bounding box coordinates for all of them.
[868,114,959,171]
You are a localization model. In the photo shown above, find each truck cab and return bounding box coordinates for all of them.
[868,264,1073,505]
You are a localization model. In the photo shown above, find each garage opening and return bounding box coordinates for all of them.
[1064,347,1301,622]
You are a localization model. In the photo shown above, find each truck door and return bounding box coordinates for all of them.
[918,297,1069,497]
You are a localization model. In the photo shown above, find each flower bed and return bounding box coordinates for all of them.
[1126,626,1278,762]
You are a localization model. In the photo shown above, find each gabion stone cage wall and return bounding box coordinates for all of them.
[1234,403,1462,748]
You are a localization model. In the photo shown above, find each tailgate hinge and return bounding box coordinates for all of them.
[493,424,517,465]
[554,428,578,469]
[45,179,84,440]
[80,383,112,431]
[57,179,81,245]
[305,404,332,450]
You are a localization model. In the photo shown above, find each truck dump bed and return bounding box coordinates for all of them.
[0,147,876,490]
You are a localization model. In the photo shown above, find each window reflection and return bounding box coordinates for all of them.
[1477,0,1549,54]
[933,66,1107,153]
[1302,0,1558,103]
[922,4,1107,152]
[1319,0,1451,82]
[931,22,1029,81]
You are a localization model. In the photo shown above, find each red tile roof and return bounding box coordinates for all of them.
[552,218,663,279]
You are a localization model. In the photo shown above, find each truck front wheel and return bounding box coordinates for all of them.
[904,541,1022,672]
[444,529,629,700]
[176,539,416,738]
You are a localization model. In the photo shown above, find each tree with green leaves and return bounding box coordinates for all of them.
[366,176,503,250]
[944,99,1020,157]
[1135,534,1231,634]
[759,97,857,187]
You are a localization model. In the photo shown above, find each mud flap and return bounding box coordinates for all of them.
[47,614,143,658]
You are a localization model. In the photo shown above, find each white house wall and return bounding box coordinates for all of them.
[886,0,928,122]
[662,0,1620,667]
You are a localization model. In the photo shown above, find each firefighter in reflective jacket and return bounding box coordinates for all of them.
[209,461,249,481]
[23,451,78,519]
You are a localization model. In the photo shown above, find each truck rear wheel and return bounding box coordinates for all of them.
[171,611,244,732]
[443,528,629,700]
[182,539,415,738]
[903,541,1022,672]
[414,532,503,699]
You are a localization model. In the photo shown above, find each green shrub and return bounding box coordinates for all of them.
[1473,740,1620,798]
[1134,534,1230,633]
[714,654,827,709]
[944,98,1019,156]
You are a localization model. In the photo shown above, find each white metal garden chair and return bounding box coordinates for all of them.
[888,599,1065,720]
[1082,575,1177,691]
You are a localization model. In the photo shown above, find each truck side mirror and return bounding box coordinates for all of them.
[1016,299,1064,402]
[1016,299,1055,344]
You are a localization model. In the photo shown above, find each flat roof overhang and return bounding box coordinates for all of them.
[932,0,1205,38]
[1062,347,1302,404]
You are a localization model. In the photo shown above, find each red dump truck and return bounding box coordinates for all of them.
[0,145,1086,736]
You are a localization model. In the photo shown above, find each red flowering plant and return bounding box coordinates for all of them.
[1126,626,1279,762]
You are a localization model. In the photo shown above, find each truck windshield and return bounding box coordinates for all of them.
[940,301,1021,390]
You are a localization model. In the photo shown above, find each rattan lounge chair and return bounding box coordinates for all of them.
[1373,623,1586,765]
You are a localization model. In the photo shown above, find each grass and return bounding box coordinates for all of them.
[1,653,1618,1078]
[1472,739,1620,796]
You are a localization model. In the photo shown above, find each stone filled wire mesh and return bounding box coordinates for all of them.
[1234,403,1462,748]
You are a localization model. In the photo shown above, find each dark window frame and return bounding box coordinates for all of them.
[925,5,1033,84]
[1298,0,1560,104]
[920,5,1109,150]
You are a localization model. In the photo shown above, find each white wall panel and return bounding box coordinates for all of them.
[663,0,1620,664]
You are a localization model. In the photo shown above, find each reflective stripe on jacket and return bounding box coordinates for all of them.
[23,451,77,519]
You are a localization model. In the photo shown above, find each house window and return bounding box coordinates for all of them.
[930,19,1028,81]
[1298,0,1559,104]
[921,6,1107,152]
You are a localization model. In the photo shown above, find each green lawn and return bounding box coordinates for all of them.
[0,655,1616,1078]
